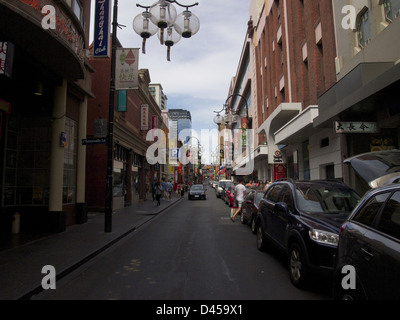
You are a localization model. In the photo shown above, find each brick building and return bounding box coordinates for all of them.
[87,41,167,211]
[251,0,338,182]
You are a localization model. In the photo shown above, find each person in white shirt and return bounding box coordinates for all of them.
[231,178,246,222]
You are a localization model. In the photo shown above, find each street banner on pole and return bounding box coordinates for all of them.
[115,48,139,90]
[93,0,111,58]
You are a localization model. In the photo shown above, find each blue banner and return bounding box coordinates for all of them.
[93,0,111,57]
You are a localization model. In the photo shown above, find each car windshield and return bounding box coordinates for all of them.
[191,185,204,191]
[346,150,400,183]
[295,183,361,214]
[219,181,228,188]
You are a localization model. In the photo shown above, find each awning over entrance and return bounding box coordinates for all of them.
[258,103,302,163]
[314,62,400,128]
[275,105,319,145]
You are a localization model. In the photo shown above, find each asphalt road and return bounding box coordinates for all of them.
[33,186,332,301]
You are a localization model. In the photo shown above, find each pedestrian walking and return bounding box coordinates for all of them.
[152,179,157,202]
[161,178,167,200]
[231,178,246,222]
[166,180,173,201]
[180,184,185,198]
[155,182,162,206]
[264,180,271,191]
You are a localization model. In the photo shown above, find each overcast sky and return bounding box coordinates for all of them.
[90,0,251,163]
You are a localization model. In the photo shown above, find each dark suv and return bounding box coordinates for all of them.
[333,184,400,300]
[256,179,361,288]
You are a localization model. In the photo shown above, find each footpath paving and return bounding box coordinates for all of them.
[0,195,183,300]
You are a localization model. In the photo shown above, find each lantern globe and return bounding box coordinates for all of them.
[150,1,177,29]
[174,10,200,38]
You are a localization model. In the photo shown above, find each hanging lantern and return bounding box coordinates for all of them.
[174,9,200,38]
[133,10,158,54]
[213,114,223,125]
[150,0,177,45]
[158,25,181,61]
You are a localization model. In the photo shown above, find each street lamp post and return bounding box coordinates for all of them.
[105,0,200,233]
[212,93,251,180]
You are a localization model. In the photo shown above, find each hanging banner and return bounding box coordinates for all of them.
[93,0,111,58]
[115,48,139,90]
[241,118,247,147]
[152,115,158,139]
[141,104,149,130]
[118,90,127,112]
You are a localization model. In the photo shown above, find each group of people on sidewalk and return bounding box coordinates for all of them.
[152,178,173,206]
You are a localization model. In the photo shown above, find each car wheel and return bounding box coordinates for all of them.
[256,222,268,252]
[288,242,308,288]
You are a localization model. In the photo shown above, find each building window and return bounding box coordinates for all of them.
[64,0,84,26]
[383,0,400,23]
[357,8,371,48]
[63,118,77,204]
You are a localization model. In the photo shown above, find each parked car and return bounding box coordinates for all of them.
[212,180,218,189]
[256,179,361,288]
[221,181,235,203]
[241,188,265,233]
[188,184,207,200]
[333,183,400,300]
[344,150,400,194]
[215,180,231,198]
[224,184,237,207]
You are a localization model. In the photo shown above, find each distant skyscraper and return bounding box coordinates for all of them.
[168,109,192,143]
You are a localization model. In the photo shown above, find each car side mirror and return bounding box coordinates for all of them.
[275,202,289,214]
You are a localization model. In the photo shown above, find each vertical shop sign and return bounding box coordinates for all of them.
[141,104,149,130]
[241,118,247,147]
[93,0,111,57]
[116,48,139,90]
[152,115,158,139]
[118,90,127,112]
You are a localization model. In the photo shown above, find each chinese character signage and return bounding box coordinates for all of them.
[93,0,111,58]
[141,104,149,130]
[115,48,139,90]
[335,121,379,134]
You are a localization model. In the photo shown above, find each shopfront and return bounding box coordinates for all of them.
[0,0,92,237]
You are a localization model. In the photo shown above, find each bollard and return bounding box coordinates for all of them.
[12,213,20,234]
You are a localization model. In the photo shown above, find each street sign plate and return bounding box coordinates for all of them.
[82,138,107,145]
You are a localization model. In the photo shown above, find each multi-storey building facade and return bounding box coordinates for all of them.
[315,0,400,194]
[251,0,338,182]
[149,84,168,111]
[0,0,94,238]
[231,0,399,194]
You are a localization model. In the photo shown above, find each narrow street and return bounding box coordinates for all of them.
[34,187,331,301]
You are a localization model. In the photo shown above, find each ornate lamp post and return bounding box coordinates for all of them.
[133,0,200,60]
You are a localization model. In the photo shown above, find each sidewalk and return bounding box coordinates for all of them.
[0,194,183,300]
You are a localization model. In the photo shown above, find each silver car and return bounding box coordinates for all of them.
[215,180,231,198]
